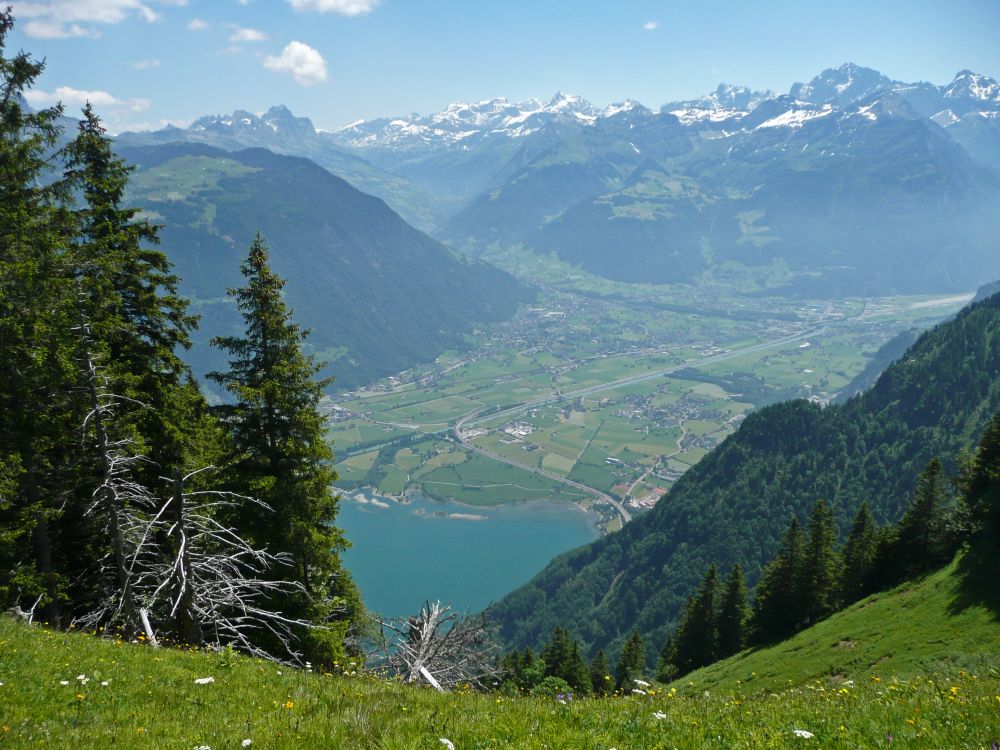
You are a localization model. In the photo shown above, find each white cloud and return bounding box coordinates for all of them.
[229,26,266,42]
[11,0,180,38]
[25,85,151,113]
[264,41,327,86]
[287,0,378,16]
[187,17,208,30]
[131,58,161,69]
[643,20,659,31]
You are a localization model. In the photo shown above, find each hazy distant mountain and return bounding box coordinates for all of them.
[117,106,449,231]
[134,64,1000,296]
[119,143,533,390]
[325,64,1000,295]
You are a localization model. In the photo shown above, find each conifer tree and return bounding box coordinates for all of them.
[209,233,360,663]
[61,103,200,628]
[541,626,573,681]
[750,516,804,643]
[0,10,77,625]
[964,409,1000,531]
[590,649,611,695]
[716,564,749,658]
[893,458,950,579]
[798,500,841,625]
[672,565,718,674]
[615,630,645,689]
[567,641,592,695]
[655,634,677,684]
[840,502,879,604]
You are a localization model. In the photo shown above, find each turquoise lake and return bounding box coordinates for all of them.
[338,491,600,618]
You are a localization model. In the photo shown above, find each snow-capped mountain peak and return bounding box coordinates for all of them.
[944,70,1000,103]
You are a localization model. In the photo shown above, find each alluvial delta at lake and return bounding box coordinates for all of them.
[338,490,600,618]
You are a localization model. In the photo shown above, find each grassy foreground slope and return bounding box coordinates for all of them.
[684,541,1000,695]
[2,597,999,749]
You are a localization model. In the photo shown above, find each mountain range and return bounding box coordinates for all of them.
[124,63,1000,296]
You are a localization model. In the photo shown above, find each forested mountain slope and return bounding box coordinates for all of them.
[120,143,533,390]
[491,291,1000,662]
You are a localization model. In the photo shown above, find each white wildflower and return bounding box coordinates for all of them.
[59,680,70,686]
[194,676,215,685]
[242,741,252,748]
[439,739,455,750]
[653,711,667,720]
[631,688,646,695]
[633,679,650,687]
[194,746,211,750]
[101,681,109,686]
[76,674,86,681]
[793,729,814,738]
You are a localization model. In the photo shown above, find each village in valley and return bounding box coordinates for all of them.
[325,286,970,532]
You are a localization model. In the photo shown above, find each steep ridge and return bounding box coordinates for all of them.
[490,292,1000,662]
[120,143,533,390]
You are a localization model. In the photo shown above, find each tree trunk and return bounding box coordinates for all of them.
[171,471,202,646]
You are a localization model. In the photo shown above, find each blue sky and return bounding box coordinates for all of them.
[10,0,1000,133]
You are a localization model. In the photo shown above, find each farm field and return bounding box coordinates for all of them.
[328,287,971,530]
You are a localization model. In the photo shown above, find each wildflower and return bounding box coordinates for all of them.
[101,681,109,686]
[634,679,650,687]
[194,677,215,685]
[136,728,145,734]
[439,739,455,750]
[242,741,252,748]
[2,726,9,733]
[653,711,666,720]
[792,729,814,738]
[59,680,70,686]
[194,746,211,750]
[632,688,646,695]
[284,700,294,709]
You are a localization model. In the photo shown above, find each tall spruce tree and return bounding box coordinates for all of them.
[62,103,201,628]
[893,458,950,579]
[0,10,78,625]
[672,565,719,674]
[716,564,749,658]
[840,502,879,605]
[590,649,611,696]
[655,634,677,684]
[615,630,645,689]
[798,500,841,625]
[209,232,361,663]
[964,409,1000,532]
[750,516,804,643]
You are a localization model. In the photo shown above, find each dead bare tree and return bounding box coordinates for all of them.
[130,466,321,664]
[72,307,156,636]
[375,600,502,691]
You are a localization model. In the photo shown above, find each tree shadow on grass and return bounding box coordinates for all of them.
[947,530,1000,622]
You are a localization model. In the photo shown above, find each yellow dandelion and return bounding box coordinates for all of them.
[284,700,294,709]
